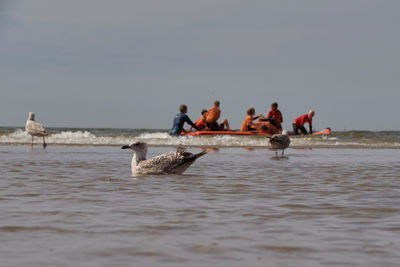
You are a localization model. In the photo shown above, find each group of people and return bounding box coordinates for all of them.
[170,100,315,136]
[240,102,283,134]
[170,100,231,136]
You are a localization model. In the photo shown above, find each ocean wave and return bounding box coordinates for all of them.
[1,128,400,148]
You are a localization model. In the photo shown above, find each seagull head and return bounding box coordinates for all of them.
[122,141,148,162]
[121,141,148,152]
[28,112,35,121]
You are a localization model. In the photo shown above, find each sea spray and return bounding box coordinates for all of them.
[0,127,399,148]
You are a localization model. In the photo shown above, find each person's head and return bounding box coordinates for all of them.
[201,109,207,118]
[179,104,188,113]
[308,109,315,118]
[247,107,255,116]
[259,123,269,133]
[214,100,220,107]
[271,102,278,110]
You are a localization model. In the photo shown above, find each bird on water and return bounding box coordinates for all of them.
[266,130,290,157]
[25,112,48,148]
[121,142,207,176]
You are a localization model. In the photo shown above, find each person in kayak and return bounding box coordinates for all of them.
[265,102,283,133]
[292,109,315,135]
[206,100,231,131]
[189,109,209,132]
[241,107,262,132]
[170,104,199,136]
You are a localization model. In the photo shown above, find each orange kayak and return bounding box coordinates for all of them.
[182,127,331,136]
[310,128,331,136]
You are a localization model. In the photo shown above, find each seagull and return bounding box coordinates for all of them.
[121,142,208,176]
[25,112,48,148]
[266,130,290,157]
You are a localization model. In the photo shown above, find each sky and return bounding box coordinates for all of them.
[1,0,399,131]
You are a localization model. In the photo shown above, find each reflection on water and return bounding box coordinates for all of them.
[269,155,289,161]
[0,146,400,266]
[202,147,220,152]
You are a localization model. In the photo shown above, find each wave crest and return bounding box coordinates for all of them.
[1,128,400,148]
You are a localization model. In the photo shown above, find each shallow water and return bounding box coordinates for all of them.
[1,146,400,266]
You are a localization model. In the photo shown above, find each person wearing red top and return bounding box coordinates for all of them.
[190,109,208,131]
[293,109,315,135]
[266,102,283,132]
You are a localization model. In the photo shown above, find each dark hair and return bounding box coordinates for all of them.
[201,109,207,115]
[179,104,187,113]
[214,100,220,107]
[247,107,255,115]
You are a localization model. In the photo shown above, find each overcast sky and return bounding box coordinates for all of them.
[1,0,399,130]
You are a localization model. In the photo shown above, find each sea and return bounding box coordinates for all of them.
[1,127,400,266]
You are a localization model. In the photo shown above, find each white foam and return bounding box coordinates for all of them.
[1,129,399,148]
[0,129,30,143]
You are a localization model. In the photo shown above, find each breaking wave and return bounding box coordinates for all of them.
[1,127,400,148]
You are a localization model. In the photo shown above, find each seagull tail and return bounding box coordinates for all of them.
[194,149,208,159]
[167,149,208,174]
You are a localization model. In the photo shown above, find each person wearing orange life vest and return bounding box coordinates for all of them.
[241,107,262,132]
[206,100,231,131]
[189,109,209,132]
[292,109,315,135]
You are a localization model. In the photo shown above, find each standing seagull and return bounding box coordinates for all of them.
[121,142,208,176]
[266,130,290,157]
[25,112,48,148]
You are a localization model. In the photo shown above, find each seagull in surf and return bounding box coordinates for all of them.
[266,130,290,157]
[121,142,208,176]
[25,112,48,148]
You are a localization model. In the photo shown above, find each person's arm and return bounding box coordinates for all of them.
[190,117,200,132]
[184,115,199,131]
[252,114,263,121]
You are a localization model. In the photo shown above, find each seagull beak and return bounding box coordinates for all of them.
[121,145,130,149]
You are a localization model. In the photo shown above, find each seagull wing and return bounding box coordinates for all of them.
[268,135,290,149]
[165,150,208,174]
[136,152,185,174]
[136,150,208,175]
[270,135,284,144]
[25,120,47,136]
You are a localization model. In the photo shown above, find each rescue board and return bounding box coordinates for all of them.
[182,127,331,136]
